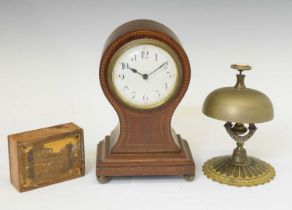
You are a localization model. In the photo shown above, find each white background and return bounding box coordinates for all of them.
[0,0,291,209]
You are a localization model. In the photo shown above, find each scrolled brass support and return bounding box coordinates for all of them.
[224,122,257,145]
[224,122,257,164]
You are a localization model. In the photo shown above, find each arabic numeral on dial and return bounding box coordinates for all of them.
[118,74,125,80]
[166,71,172,78]
[131,54,137,62]
[143,95,149,101]
[121,62,127,70]
[131,91,136,99]
[163,61,169,69]
[164,82,168,90]
[155,53,158,61]
[141,50,149,59]
[156,90,161,97]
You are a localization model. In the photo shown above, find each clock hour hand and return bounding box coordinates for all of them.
[127,64,148,80]
[148,62,167,77]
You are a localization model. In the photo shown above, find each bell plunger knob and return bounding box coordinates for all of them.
[231,64,252,89]
[231,64,252,75]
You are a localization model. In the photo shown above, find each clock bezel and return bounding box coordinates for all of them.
[107,38,183,110]
[100,28,191,116]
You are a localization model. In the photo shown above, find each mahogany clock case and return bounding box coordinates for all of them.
[96,19,195,180]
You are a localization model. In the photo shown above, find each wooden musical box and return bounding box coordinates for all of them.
[8,123,85,192]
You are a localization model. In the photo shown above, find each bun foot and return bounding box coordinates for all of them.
[97,176,110,184]
[183,174,195,182]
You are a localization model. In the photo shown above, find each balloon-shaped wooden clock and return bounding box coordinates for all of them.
[96,19,195,183]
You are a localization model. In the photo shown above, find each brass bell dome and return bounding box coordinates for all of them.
[202,64,274,123]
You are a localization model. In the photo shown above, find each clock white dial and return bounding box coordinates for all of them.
[111,40,180,109]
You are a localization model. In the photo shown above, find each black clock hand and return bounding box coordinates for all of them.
[148,62,167,77]
[127,64,148,80]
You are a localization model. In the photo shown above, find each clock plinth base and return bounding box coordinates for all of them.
[96,135,195,181]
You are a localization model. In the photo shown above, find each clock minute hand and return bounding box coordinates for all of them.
[148,62,167,77]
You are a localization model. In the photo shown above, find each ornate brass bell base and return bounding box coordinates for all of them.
[203,149,275,187]
[203,122,275,186]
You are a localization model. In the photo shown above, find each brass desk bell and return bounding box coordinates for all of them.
[202,64,275,186]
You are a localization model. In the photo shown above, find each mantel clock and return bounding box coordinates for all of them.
[96,19,195,183]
